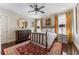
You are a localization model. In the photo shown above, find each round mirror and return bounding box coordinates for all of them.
[17,18,28,28]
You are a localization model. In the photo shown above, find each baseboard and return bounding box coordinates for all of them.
[73,40,79,51]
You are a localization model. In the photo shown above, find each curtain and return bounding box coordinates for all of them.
[66,12,72,43]
[34,19,37,32]
[55,15,58,34]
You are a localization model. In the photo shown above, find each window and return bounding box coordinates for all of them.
[58,14,66,35]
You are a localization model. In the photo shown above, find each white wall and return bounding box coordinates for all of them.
[0,16,8,44]
[37,20,41,32]
[0,8,34,44]
[0,19,1,54]
[72,6,79,50]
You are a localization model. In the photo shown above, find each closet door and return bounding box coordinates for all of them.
[0,16,8,44]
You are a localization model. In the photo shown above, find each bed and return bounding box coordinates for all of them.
[3,31,62,55]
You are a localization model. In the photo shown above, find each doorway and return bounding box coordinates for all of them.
[0,16,8,44]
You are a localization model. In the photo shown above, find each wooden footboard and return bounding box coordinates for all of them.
[30,32,48,48]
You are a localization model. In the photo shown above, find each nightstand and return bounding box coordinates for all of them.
[57,34,67,44]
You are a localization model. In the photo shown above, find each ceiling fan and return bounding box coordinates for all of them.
[28,4,45,14]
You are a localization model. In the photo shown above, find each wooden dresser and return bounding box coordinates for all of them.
[15,30,31,43]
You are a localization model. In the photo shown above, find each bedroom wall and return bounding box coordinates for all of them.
[0,8,34,44]
[72,6,79,50]
[0,24,1,54]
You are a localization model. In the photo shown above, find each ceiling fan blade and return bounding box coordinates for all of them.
[38,11,45,13]
[28,10,35,13]
[38,6,45,10]
[35,11,38,14]
[29,5,35,8]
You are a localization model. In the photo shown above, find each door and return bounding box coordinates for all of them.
[0,16,8,44]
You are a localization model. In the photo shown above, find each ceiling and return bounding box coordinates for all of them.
[0,3,77,19]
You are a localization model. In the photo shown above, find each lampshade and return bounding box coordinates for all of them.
[59,24,65,27]
[37,26,40,28]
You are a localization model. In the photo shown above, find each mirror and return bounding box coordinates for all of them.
[17,18,28,28]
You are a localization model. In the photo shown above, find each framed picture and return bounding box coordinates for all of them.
[76,3,79,34]
[32,21,35,27]
[42,18,53,28]
[46,18,51,28]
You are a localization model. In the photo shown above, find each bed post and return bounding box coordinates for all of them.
[46,32,48,49]
[30,32,32,44]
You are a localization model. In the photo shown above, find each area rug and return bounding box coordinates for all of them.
[16,43,49,55]
[4,41,49,55]
[4,41,62,55]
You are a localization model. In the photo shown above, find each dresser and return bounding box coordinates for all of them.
[15,30,31,43]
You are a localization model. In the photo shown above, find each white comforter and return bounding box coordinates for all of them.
[47,31,57,48]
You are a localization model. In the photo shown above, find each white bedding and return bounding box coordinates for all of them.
[47,31,57,48]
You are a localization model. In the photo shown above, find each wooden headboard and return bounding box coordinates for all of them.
[30,32,48,48]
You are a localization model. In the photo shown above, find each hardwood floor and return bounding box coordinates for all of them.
[1,40,79,55]
[62,42,79,55]
[1,41,16,55]
[67,43,79,55]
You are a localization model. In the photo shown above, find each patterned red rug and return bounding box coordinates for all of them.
[16,43,49,55]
